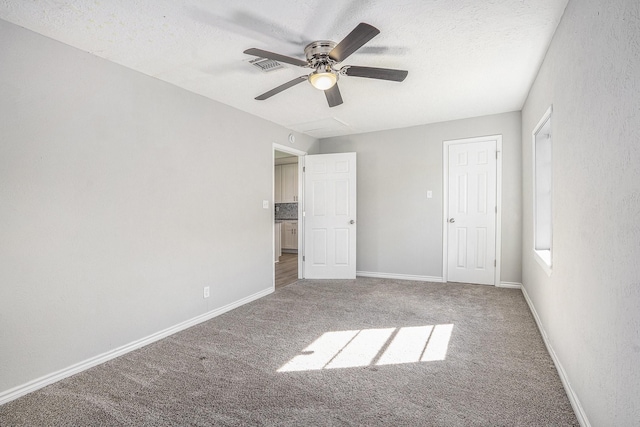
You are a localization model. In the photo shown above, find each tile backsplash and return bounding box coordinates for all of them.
[275,203,297,220]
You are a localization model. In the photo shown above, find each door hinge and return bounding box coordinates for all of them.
[496,151,498,159]
[303,256,305,261]
[494,260,496,267]
[303,166,305,172]
[495,206,497,213]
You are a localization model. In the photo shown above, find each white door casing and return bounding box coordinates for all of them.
[273,143,307,285]
[304,153,357,279]
[445,138,499,285]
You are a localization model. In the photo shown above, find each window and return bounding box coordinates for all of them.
[533,107,552,273]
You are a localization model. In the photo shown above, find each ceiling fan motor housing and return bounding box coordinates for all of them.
[304,40,337,69]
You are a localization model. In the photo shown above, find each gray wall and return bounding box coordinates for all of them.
[520,0,640,424]
[0,19,318,394]
[319,112,522,283]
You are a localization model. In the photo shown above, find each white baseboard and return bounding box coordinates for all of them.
[0,287,274,406]
[497,281,522,289]
[355,272,521,289]
[521,285,591,427]
[356,271,444,283]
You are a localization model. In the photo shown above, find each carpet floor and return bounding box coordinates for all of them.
[0,278,578,426]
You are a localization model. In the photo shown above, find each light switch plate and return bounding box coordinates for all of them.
[427,191,433,199]
[263,200,269,209]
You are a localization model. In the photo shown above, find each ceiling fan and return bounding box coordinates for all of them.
[243,23,408,108]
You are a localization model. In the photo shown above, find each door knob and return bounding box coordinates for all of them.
[448,218,455,223]
[349,220,355,224]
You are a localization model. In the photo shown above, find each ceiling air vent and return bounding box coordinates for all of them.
[249,57,284,73]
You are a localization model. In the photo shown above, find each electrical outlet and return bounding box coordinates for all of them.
[203,286,210,299]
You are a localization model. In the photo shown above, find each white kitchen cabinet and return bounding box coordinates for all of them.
[274,165,283,203]
[281,220,298,251]
[281,163,298,203]
[274,222,282,262]
[274,163,298,204]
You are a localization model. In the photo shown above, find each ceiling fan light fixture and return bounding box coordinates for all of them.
[245,23,408,106]
[309,71,338,90]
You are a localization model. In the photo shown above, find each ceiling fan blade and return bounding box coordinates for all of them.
[343,66,408,82]
[324,84,343,108]
[329,23,380,62]
[255,76,308,100]
[244,48,308,67]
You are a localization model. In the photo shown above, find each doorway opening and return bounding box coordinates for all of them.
[273,143,306,289]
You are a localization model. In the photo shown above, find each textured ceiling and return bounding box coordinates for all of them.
[0,0,568,138]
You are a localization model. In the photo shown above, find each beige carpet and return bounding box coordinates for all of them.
[0,278,578,426]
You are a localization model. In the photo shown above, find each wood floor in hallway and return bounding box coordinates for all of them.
[275,253,298,289]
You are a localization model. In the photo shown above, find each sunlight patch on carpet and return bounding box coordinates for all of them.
[278,324,453,372]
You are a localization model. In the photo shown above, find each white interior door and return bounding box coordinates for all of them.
[447,140,497,285]
[304,153,357,279]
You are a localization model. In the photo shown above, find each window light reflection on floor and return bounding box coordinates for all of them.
[278,324,454,372]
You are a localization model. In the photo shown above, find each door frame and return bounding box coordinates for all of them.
[273,143,307,286]
[442,135,503,286]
